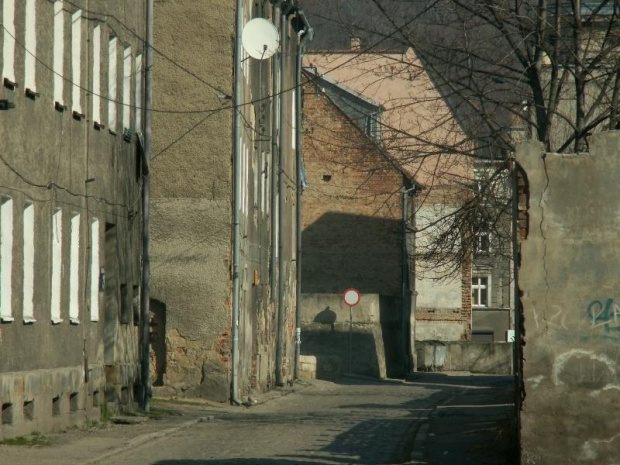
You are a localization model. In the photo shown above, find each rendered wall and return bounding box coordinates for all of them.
[152,1,300,401]
[518,133,620,463]
[300,294,403,379]
[0,0,144,437]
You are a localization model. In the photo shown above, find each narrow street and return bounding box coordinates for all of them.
[1,375,516,465]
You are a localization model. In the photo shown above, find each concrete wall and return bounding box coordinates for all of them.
[152,1,300,401]
[443,342,512,374]
[300,294,403,379]
[0,0,144,437]
[518,133,620,463]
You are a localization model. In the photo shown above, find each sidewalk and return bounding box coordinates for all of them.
[407,373,518,464]
[0,383,304,465]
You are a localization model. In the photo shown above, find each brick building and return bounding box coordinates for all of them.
[301,72,417,376]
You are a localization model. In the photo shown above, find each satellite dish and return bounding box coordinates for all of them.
[242,18,280,60]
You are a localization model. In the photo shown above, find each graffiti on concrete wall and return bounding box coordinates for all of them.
[586,298,620,335]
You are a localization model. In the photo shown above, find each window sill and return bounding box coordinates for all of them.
[25,88,39,100]
[55,101,67,112]
[70,318,80,325]
[72,111,85,121]
[94,121,105,131]
[0,315,15,323]
[23,318,36,324]
[4,78,17,90]
[90,317,99,323]
[51,318,64,325]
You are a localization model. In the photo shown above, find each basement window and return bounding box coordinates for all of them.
[1,403,13,424]
[69,392,78,412]
[23,400,34,421]
[322,174,332,182]
[52,396,61,416]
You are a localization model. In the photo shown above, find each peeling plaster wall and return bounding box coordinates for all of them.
[518,133,620,464]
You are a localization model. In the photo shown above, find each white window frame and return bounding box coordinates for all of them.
[123,47,132,132]
[2,0,16,86]
[51,208,63,324]
[108,37,118,132]
[134,54,143,132]
[472,275,490,308]
[0,197,14,322]
[89,218,100,322]
[23,202,35,323]
[53,0,65,108]
[71,9,83,116]
[24,0,37,94]
[92,25,102,126]
[69,213,80,324]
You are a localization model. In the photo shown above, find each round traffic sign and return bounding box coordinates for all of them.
[343,288,361,307]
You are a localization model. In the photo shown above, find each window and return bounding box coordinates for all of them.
[475,230,491,254]
[291,90,296,150]
[23,202,35,323]
[71,10,83,116]
[0,197,14,322]
[122,47,132,132]
[51,209,63,324]
[2,0,16,87]
[134,54,142,132]
[69,213,80,323]
[24,0,37,95]
[53,1,65,108]
[108,37,118,132]
[90,218,100,321]
[472,276,490,308]
[92,25,102,127]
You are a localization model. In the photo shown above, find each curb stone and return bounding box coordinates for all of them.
[83,417,214,464]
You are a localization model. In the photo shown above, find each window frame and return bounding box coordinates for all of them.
[472,275,491,308]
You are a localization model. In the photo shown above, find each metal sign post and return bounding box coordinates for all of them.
[343,288,361,376]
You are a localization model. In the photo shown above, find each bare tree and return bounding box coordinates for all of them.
[302,0,620,275]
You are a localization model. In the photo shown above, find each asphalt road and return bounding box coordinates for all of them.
[0,374,517,465]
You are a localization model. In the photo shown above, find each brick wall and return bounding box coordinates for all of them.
[302,80,406,297]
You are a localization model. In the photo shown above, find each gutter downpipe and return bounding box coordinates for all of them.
[139,0,153,412]
[401,185,416,375]
[276,3,294,387]
[294,11,313,380]
[231,0,244,405]
[270,1,282,304]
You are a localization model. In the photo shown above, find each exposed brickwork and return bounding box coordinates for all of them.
[302,79,408,296]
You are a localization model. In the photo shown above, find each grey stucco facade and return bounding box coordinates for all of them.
[518,133,620,463]
[151,1,305,402]
[0,0,145,437]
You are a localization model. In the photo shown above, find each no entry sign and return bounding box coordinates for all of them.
[343,288,361,307]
